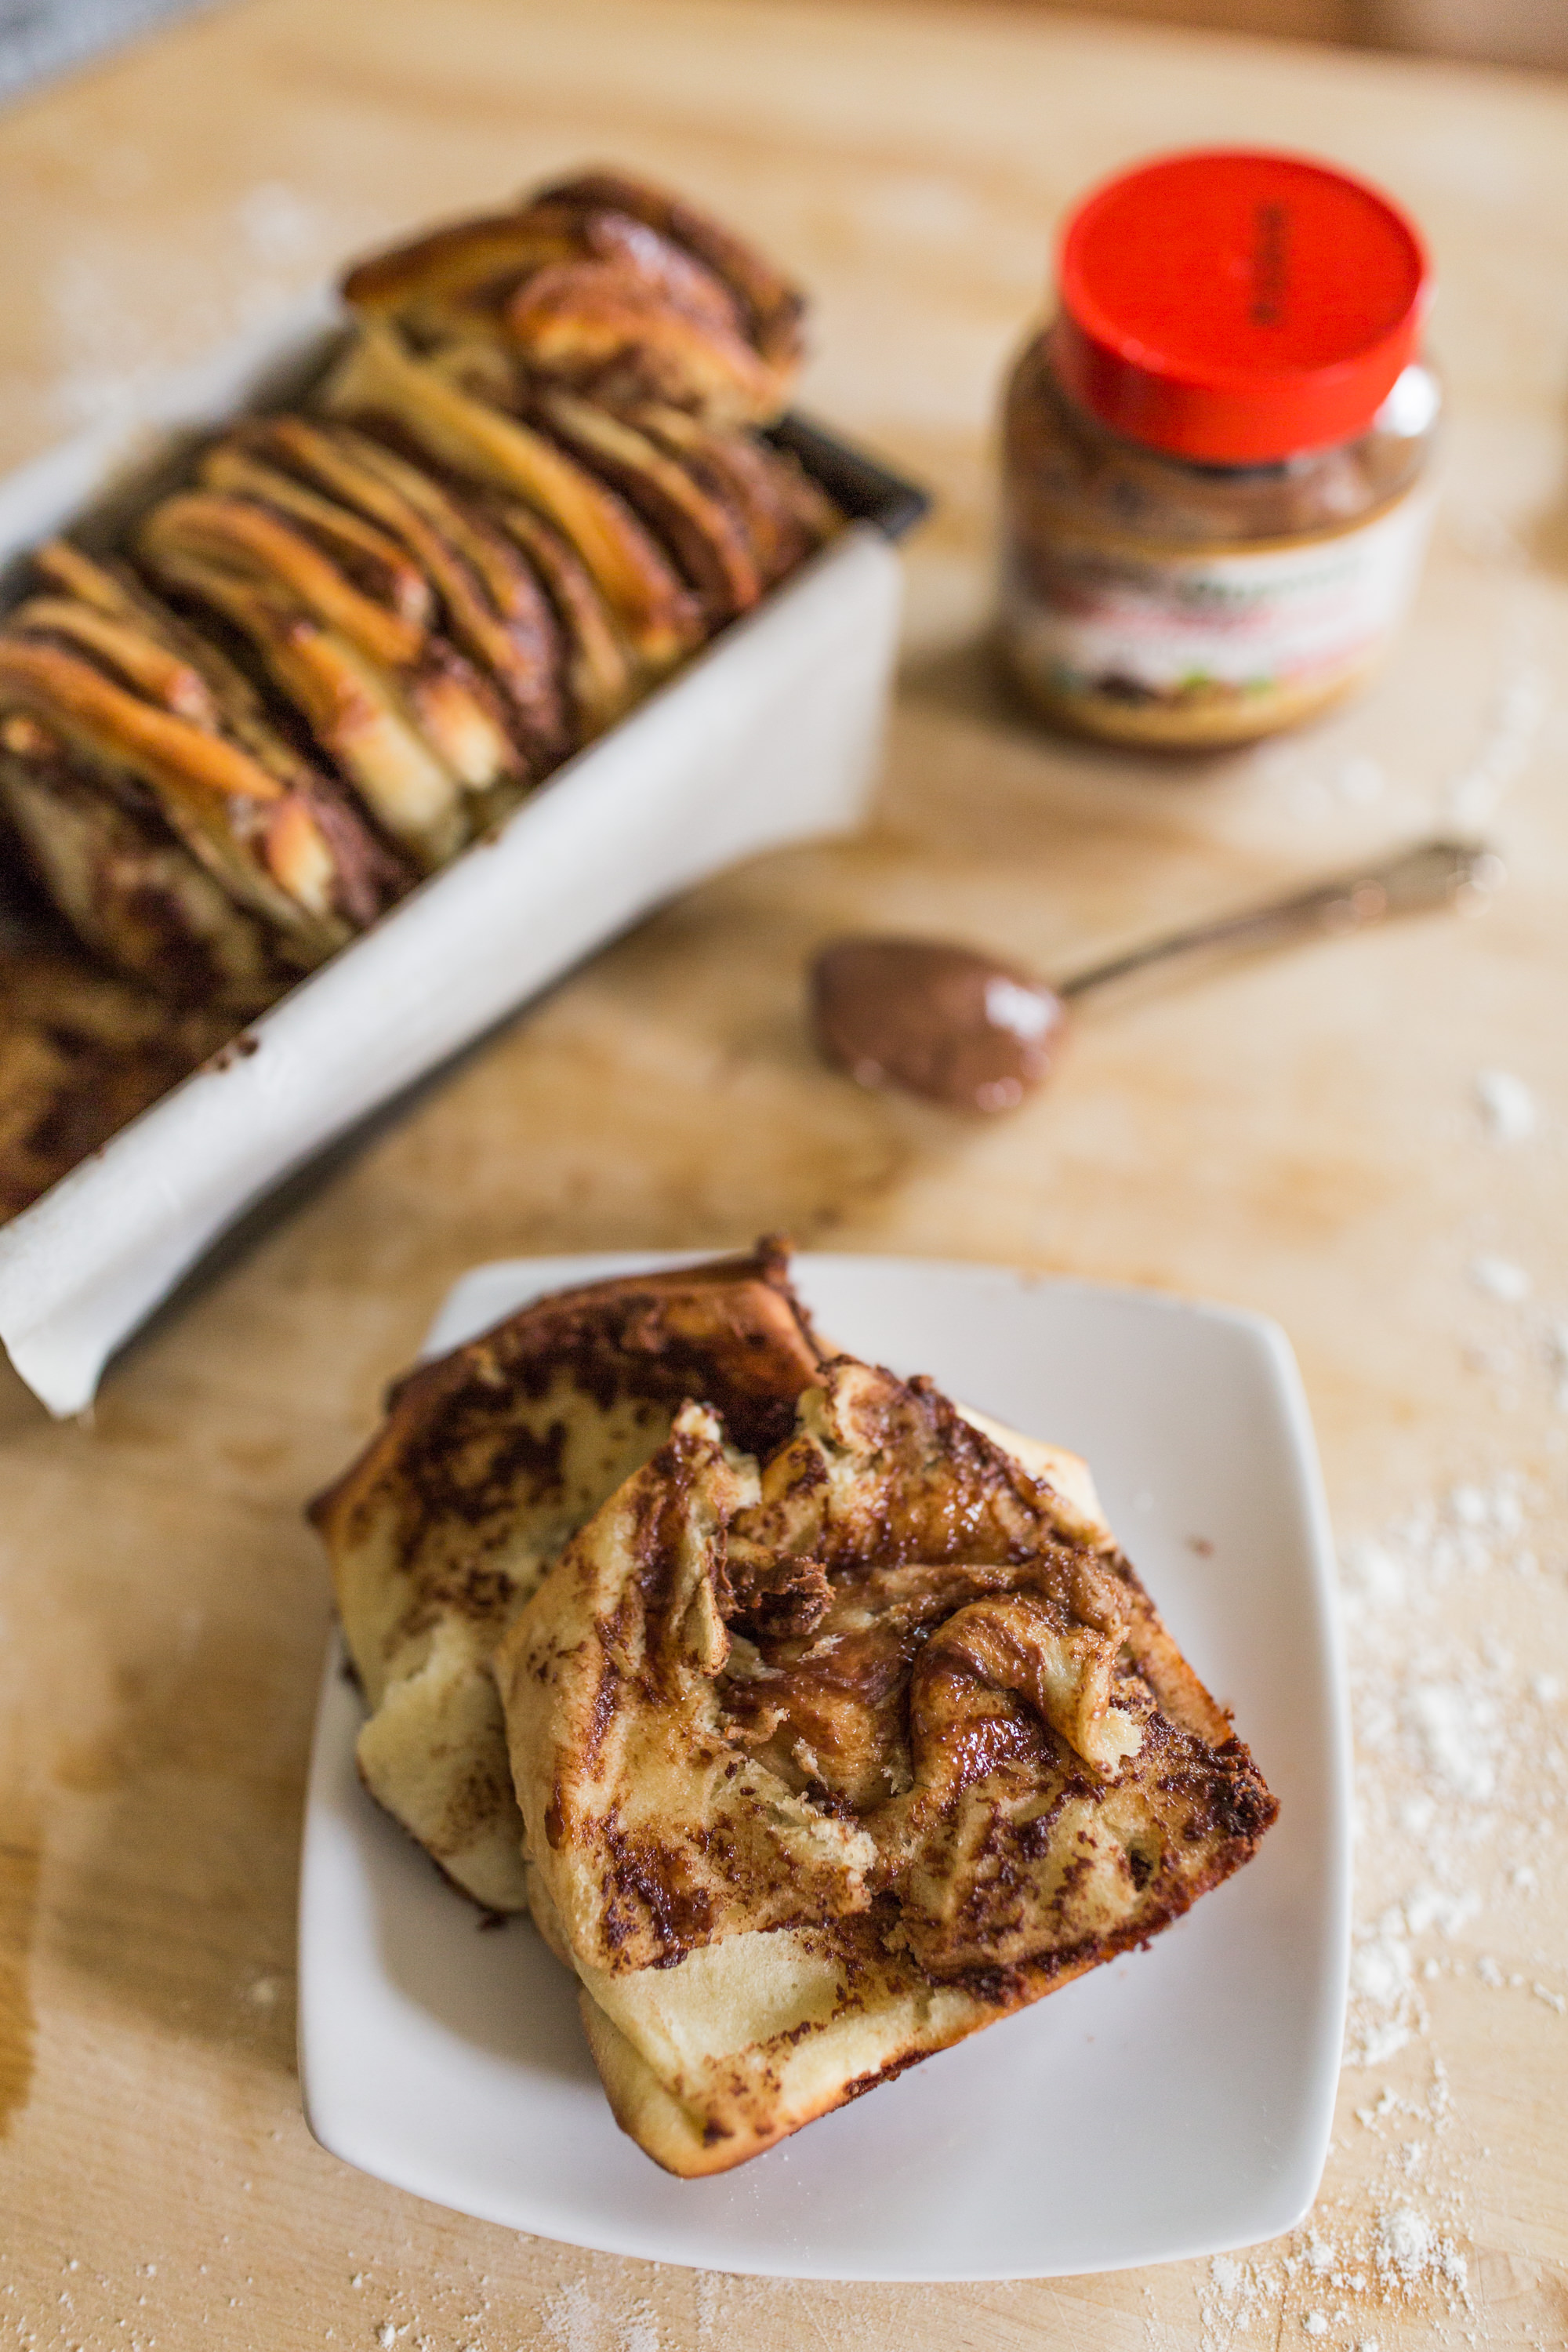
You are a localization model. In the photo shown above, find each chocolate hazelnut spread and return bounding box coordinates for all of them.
[1000,151,1439,750]
[810,936,1065,1113]
[809,842,1488,1116]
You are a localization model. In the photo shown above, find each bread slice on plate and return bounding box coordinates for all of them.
[309,1244,824,1911]
[494,1359,1277,2174]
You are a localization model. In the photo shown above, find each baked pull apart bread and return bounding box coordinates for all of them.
[0,541,401,1011]
[0,169,842,1218]
[309,1246,825,1911]
[493,1354,1278,2175]
[328,169,838,678]
[341,168,804,426]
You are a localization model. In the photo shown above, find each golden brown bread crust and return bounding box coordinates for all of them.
[2,538,406,952]
[341,169,805,427]
[573,1911,1110,2177]
[495,1364,1276,2174]
[310,1240,826,1555]
[340,205,586,331]
[138,489,527,871]
[308,1243,828,1911]
[7,593,223,720]
[215,419,571,768]
[535,170,807,377]
[143,487,428,668]
[503,245,781,430]
[0,633,386,960]
[624,405,840,588]
[535,392,763,626]
[485,496,633,740]
[319,325,702,677]
[27,541,416,902]
[416,341,839,648]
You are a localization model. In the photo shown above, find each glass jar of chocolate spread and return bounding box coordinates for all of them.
[1000,149,1439,749]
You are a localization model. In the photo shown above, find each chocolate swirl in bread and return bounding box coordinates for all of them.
[495,1357,1277,2174]
[342,168,804,426]
[309,1244,827,1912]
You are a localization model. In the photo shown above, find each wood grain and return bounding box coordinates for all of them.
[1,0,1566,2343]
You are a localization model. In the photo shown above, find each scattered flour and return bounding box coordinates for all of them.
[1468,1254,1532,1303]
[235,181,319,267]
[1336,754,1385,807]
[541,2277,661,2352]
[1202,1445,1561,2347]
[1443,654,1551,828]
[542,2280,604,2352]
[1402,1883,1479,1937]
[1200,2252,1275,2340]
[1375,2204,1469,2295]
[1474,1069,1538,1145]
[1408,1681,1499,1801]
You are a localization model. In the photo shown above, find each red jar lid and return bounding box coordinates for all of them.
[1054,149,1430,465]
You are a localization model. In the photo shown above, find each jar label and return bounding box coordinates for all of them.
[1005,491,1434,718]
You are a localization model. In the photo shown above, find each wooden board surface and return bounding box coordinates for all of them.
[2,0,1566,2343]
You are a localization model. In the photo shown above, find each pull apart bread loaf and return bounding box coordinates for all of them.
[492,1340,1279,2175]
[309,1246,826,1911]
[0,172,840,1221]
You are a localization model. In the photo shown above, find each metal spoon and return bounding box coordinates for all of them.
[810,838,1502,1113]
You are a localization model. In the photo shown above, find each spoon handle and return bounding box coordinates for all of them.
[1055,837,1501,1004]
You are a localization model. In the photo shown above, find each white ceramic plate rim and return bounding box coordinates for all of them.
[298,1252,1349,2281]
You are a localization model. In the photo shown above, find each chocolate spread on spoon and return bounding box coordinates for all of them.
[810,937,1066,1114]
[809,840,1497,1116]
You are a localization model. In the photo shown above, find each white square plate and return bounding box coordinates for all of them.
[298,1252,1348,2281]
